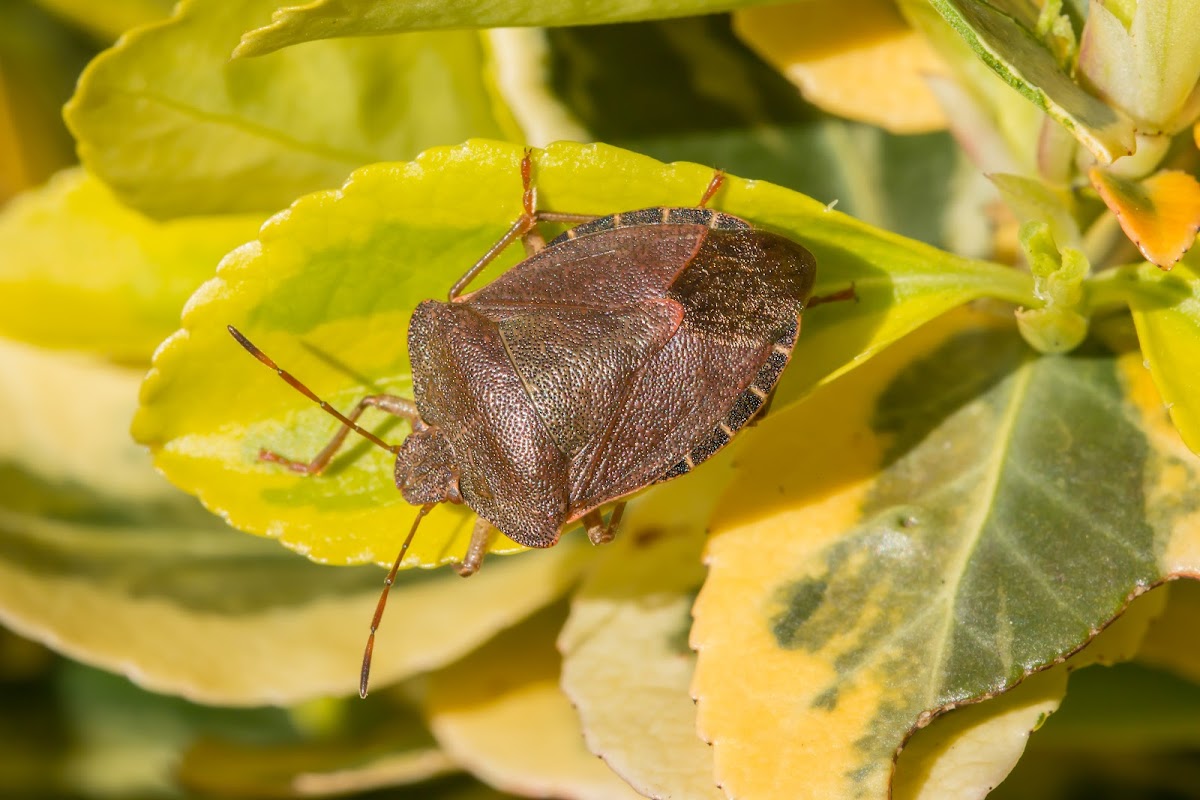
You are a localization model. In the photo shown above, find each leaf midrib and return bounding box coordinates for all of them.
[923,358,1032,707]
[94,88,379,167]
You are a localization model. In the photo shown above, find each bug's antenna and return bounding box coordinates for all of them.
[360,503,434,698]
[228,326,399,455]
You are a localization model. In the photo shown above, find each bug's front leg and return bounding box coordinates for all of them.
[581,502,627,546]
[259,394,419,475]
[448,149,597,300]
[456,516,495,577]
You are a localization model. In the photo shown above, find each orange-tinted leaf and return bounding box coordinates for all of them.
[1090,167,1200,269]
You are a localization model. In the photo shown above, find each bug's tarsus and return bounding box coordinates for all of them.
[698,170,726,208]
[227,326,402,457]
[805,282,858,309]
[360,502,436,699]
[582,502,626,545]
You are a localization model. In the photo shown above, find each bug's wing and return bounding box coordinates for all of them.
[467,224,708,308]
[408,301,571,548]
[570,229,817,515]
[569,325,772,509]
[495,299,684,456]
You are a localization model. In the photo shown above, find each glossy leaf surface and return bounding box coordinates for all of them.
[559,457,733,800]
[133,139,1033,570]
[691,307,1200,798]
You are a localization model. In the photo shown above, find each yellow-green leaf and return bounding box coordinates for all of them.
[425,607,643,800]
[692,306,1200,799]
[1089,253,1200,455]
[0,340,586,703]
[31,0,174,40]
[234,0,783,58]
[1078,0,1200,132]
[928,0,1136,163]
[64,0,514,218]
[131,139,1035,570]
[0,169,262,362]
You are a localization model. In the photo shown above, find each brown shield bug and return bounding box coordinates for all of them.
[229,150,849,695]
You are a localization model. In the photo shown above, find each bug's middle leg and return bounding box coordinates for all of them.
[448,149,597,300]
[260,395,420,475]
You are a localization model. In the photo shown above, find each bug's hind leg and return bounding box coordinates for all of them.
[260,394,420,475]
[449,149,598,299]
[456,516,495,577]
[581,502,627,546]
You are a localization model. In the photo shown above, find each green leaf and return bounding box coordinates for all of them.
[64,0,514,218]
[928,0,1136,163]
[178,692,457,797]
[1015,221,1088,354]
[691,306,1200,798]
[1078,0,1200,132]
[0,169,263,362]
[542,15,990,254]
[132,138,1034,570]
[39,663,296,797]
[0,340,588,704]
[233,0,778,58]
[31,0,175,40]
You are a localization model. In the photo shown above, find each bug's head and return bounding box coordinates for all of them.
[394,426,462,506]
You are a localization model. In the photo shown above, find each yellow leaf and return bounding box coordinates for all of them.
[425,608,643,800]
[1090,167,1200,269]
[0,169,262,362]
[0,340,587,704]
[734,1,948,134]
[560,458,735,800]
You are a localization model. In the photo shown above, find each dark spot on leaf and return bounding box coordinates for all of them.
[770,578,828,648]
[633,526,666,548]
[811,686,838,710]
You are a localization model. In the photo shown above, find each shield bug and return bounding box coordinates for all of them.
[230,150,848,696]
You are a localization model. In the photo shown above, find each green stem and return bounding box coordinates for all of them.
[966,259,1039,308]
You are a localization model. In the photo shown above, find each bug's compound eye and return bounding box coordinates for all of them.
[394,428,460,505]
